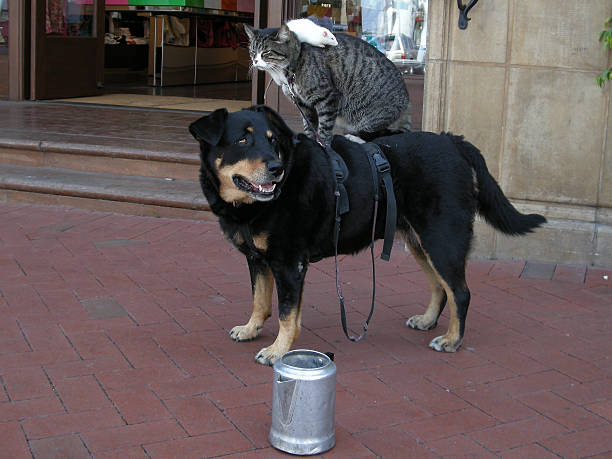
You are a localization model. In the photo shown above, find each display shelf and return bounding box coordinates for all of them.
[129,0,205,7]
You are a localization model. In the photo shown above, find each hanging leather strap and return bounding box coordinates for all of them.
[328,148,350,216]
[367,145,396,261]
[336,145,396,342]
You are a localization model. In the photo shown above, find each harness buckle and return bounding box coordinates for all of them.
[373,152,390,174]
[334,163,345,182]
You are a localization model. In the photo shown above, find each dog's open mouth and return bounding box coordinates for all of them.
[233,175,279,201]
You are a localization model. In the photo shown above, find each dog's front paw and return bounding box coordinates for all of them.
[254,345,284,366]
[429,335,462,353]
[229,324,262,342]
[406,314,437,331]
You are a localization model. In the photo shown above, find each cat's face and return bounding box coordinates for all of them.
[244,25,300,73]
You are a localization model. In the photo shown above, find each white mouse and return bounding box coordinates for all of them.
[286,18,338,48]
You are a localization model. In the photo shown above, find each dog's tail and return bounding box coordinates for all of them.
[451,135,546,235]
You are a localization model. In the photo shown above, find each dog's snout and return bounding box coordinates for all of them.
[267,161,284,177]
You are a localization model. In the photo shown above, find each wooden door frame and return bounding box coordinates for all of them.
[8,0,29,100]
[259,0,296,114]
[251,0,268,104]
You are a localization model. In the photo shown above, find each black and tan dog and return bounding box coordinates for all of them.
[189,105,546,365]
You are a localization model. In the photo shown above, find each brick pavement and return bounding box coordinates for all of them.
[0,202,610,458]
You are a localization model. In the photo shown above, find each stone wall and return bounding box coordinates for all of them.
[424,0,612,267]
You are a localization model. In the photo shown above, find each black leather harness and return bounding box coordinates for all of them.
[285,75,397,341]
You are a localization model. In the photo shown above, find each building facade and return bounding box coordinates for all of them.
[2,0,611,266]
[425,1,611,266]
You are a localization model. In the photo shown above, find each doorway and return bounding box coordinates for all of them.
[31,0,105,99]
[64,2,255,111]
[27,1,255,111]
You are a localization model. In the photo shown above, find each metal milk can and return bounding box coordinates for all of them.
[269,349,337,455]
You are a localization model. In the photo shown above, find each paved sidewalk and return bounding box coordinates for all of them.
[0,202,610,458]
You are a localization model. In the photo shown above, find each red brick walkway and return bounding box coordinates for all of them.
[0,202,610,458]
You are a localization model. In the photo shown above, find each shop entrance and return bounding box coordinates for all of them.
[31,1,255,111]
[31,0,105,99]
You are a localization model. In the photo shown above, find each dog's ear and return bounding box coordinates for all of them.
[243,24,256,43]
[276,24,292,42]
[251,105,294,139]
[189,108,228,146]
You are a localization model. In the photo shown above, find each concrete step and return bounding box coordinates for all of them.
[0,104,306,219]
[0,164,213,220]
[0,136,200,181]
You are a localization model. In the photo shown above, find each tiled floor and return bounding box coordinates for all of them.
[102,74,252,101]
[0,202,610,458]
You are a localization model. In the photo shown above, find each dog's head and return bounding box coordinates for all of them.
[189,105,294,206]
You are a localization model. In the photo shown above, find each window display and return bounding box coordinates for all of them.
[0,0,8,47]
[46,0,94,37]
[293,0,427,74]
[0,0,7,98]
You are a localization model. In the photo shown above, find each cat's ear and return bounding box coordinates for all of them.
[276,24,292,43]
[243,24,257,42]
[189,108,228,146]
[252,105,294,140]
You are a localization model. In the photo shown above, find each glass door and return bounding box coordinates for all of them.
[31,0,105,99]
[0,0,8,98]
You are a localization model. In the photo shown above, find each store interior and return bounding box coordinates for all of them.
[64,1,255,110]
[1,0,425,123]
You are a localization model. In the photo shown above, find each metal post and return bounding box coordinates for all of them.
[161,15,165,87]
[193,16,198,85]
[153,15,157,86]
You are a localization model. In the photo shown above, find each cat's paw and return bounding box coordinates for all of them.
[344,134,366,144]
[281,85,292,97]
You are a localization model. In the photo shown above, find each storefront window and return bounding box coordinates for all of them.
[0,0,8,47]
[46,0,94,37]
[294,0,427,74]
[0,0,8,99]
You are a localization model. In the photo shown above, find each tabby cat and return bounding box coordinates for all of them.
[244,24,411,146]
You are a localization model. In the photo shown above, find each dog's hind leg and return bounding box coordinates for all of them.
[255,260,307,365]
[404,238,447,331]
[401,217,472,352]
[421,249,471,353]
[428,277,470,353]
[230,258,274,342]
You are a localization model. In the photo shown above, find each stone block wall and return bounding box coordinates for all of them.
[424,0,612,266]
